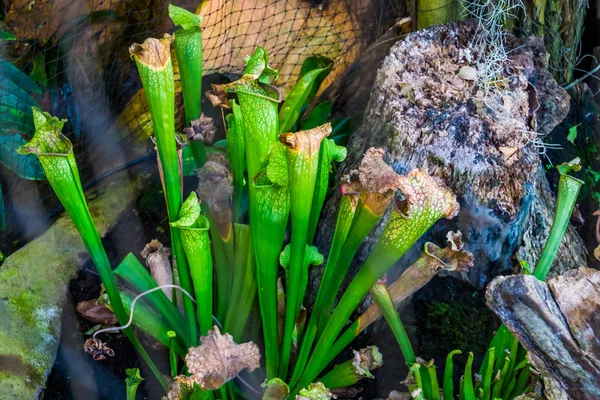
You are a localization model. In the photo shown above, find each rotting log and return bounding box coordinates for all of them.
[486,268,600,400]
[0,172,147,399]
[315,21,586,293]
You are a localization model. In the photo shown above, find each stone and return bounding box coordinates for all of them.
[486,268,600,400]
[0,172,147,399]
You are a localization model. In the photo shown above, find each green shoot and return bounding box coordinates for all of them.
[125,368,144,400]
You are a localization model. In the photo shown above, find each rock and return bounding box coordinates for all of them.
[0,172,147,399]
[486,268,600,400]
[316,21,585,289]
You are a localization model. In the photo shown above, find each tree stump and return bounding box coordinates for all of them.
[317,21,586,289]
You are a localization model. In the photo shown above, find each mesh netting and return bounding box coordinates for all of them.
[0,0,403,248]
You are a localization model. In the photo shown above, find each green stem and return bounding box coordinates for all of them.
[168,331,178,378]
[370,283,416,364]
[130,35,197,345]
[318,346,382,390]
[463,352,475,400]
[443,350,461,400]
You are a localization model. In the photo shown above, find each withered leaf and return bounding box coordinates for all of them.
[76,300,117,325]
[183,114,217,144]
[185,326,261,390]
[205,84,231,109]
[296,382,334,400]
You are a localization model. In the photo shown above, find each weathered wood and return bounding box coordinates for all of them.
[486,268,600,400]
[316,21,586,291]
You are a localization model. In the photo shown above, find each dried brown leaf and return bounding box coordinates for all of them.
[205,84,231,109]
[196,154,233,240]
[183,114,217,144]
[76,300,117,325]
[141,239,173,300]
[186,326,261,390]
[358,231,472,330]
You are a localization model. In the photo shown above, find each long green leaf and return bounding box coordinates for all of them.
[0,60,42,95]
[0,135,45,180]
[279,68,326,133]
[114,253,192,348]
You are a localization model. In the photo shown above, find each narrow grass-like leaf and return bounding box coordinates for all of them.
[370,282,416,364]
[120,291,187,357]
[0,31,16,40]
[298,56,333,106]
[114,253,191,348]
[225,223,257,341]
[278,68,326,133]
[0,59,42,95]
[301,101,333,130]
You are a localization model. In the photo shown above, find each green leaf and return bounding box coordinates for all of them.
[243,46,279,81]
[298,56,333,106]
[266,142,289,187]
[0,60,42,95]
[279,68,327,133]
[169,4,202,31]
[0,31,16,40]
[30,53,48,90]
[567,124,579,145]
[0,135,45,180]
[302,101,333,130]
